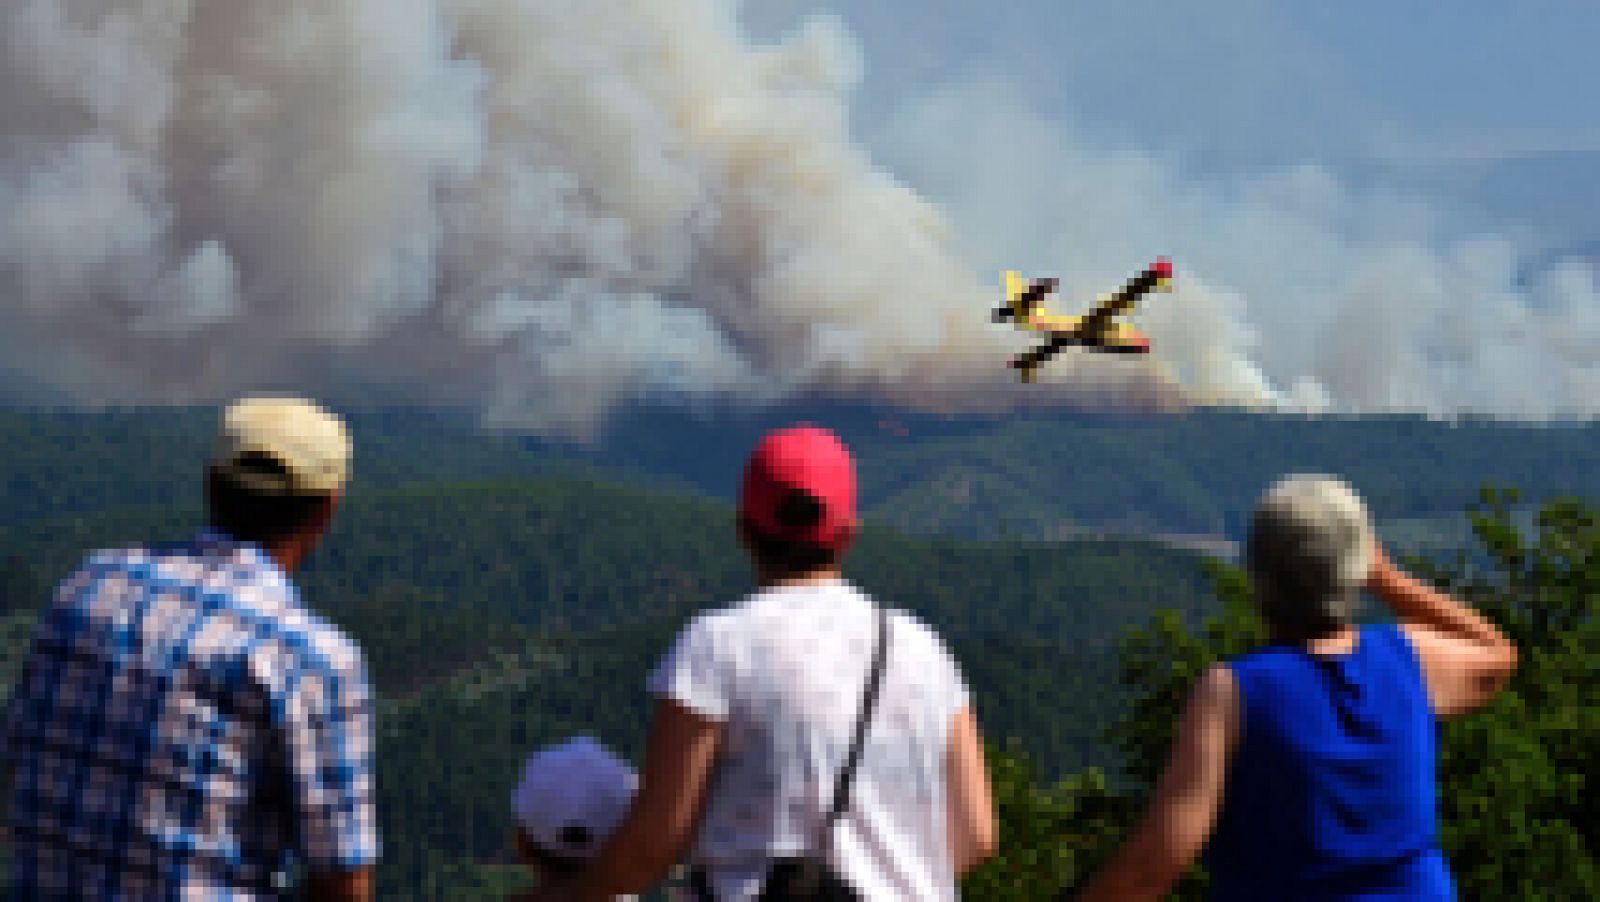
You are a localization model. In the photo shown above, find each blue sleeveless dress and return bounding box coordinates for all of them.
[1204,623,1456,900]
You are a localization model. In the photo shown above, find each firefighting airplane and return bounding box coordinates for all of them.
[992,258,1174,382]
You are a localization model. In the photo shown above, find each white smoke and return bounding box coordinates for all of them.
[0,0,1594,434]
[867,78,1600,421]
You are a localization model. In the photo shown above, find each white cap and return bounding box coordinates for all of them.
[211,396,351,495]
[511,736,637,860]
[1248,473,1375,623]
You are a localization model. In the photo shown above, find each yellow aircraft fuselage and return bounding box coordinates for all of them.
[996,259,1173,380]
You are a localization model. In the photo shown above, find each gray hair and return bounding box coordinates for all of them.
[1245,474,1374,635]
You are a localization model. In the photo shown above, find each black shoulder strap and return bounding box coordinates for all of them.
[814,603,890,854]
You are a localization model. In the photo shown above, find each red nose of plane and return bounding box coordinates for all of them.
[1150,257,1174,280]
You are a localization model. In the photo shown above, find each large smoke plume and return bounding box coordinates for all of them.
[1,0,1595,435]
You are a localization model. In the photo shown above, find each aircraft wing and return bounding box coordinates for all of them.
[1010,332,1077,377]
[1077,258,1173,336]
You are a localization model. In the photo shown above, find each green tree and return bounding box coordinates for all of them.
[966,488,1597,899]
[1417,489,1598,897]
[960,742,1131,900]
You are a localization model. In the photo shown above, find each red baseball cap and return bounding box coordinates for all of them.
[739,424,857,549]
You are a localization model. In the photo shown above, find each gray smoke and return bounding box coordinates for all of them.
[1,1,1594,435]
[867,77,1600,420]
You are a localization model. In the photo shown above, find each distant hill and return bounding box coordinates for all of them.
[1,404,1594,547]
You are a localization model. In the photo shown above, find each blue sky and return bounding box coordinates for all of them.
[742,1,1600,245]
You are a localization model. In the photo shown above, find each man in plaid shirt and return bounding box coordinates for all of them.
[1,397,378,900]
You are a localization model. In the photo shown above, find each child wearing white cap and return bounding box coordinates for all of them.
[511,736,640,900]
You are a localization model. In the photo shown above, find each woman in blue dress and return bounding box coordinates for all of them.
[1076,474,1519,900]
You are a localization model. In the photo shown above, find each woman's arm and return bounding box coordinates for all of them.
[302,868,373,902]
[1075,664,1238,902]
[1369,542,1519,717]
[558,699,723,901]
[945,705,998,875]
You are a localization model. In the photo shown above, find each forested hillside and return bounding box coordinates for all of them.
[2,404,1596,542]
[0,407,628,528]
[0,475,1212,898]
[1,407,1592,897]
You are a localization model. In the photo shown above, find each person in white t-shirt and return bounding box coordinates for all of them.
[524,424,998,901]
[509,736,639,901]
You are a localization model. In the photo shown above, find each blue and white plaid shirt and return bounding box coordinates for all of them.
[0,530,378,899]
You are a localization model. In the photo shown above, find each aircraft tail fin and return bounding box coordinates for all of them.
[1005,270,1027,304]
[996,271,1053,325]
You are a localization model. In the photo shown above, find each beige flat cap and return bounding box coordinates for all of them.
[1249,473,1375,602]
[212,396,351,495]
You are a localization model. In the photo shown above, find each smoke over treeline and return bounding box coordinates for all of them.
[1,1,1594,435]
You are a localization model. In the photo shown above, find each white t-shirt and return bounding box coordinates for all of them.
[648,578,971,901]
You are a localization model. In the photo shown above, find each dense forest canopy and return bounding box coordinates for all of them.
[0,407,1592,898]
[0,471,1211,897]
[1,404,1595,540]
